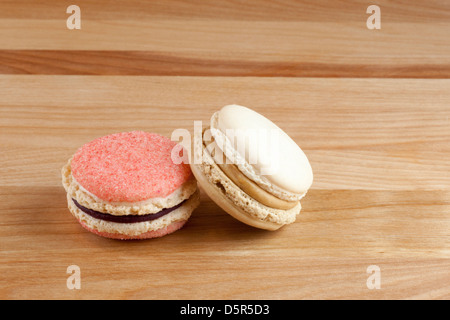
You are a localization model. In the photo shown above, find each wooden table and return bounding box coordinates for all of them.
[0,1,449,300]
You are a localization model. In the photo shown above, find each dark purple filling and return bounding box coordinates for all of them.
[72,198,185,223]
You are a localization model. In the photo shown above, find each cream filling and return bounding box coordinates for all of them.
[67,190,199,237]
[195,138,301,226]
[208,112,306,202]
[202,132,298,210]
[62,158,198,216]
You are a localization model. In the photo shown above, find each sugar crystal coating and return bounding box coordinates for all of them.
[71,131,192,202]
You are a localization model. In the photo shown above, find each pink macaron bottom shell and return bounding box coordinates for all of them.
[78,219,187,240]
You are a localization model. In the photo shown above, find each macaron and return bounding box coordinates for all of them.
[190,105,313,230]
[62,131,200,240]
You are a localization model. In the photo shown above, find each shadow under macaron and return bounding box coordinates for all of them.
[183,190,289,242]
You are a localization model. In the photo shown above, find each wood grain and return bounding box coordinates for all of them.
[0,1,450,77]
[0,76,449,189]
[0,0,449,300]
[3,50,450,77]
[0,186,449,299]
[0,76,449,299]
[2,0,449,22]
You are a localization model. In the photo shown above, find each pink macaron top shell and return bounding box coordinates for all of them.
[71,131,192,203]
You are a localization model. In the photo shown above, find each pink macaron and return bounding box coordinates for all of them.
[62,131,200,240]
